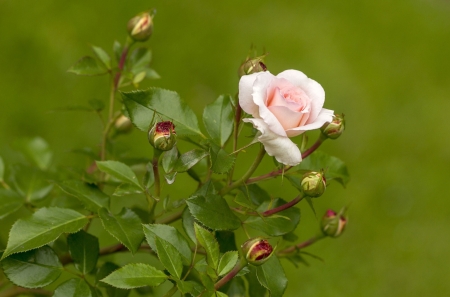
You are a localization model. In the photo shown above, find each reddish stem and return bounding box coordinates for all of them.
[214,258,247,290]
[277,234,325,256]
[113,46,129,90]
[262,195,303,217]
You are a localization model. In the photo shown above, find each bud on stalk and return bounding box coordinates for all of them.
[241,237,274,266]
[321,113,345,140]
[301,171,326,197]
[238,54,268,77]
[148,121,176,151]
[127,12,153,42]
[114,115,133,134]
[321,209,347,237]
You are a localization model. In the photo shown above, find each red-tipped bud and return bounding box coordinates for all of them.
[241,237,274,266]
[321,113,345,140]
[127,12,153,42]
[321,209,347,237]
[301,171,326,197]
[148,121,176,151]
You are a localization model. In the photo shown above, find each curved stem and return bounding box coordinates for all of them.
[262,194,304,217]
[301,134,326,159]
[214,257,247,290]
[162,285,178,297]
[277,234,326,257]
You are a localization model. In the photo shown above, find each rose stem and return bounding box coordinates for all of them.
[277,233,326,257]
[301,134,326,159]
[214,257,247,290]
[219,145,266,196]
[262,194,304,217]
[148,148,163,221]
[227,93,242,185]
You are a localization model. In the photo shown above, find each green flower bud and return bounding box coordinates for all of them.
[321,209,347,238]
[301,171,326,197]
[148,121,176,151]
[321,113,345,140]
[127,12,153,42]
[238,54,268,77]
[241,237,274,266]
[114,115,133,134]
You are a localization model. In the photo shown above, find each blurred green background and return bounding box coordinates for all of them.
[1,0,450,296]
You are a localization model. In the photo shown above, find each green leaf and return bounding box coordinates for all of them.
[57,180,110,212]
[113,41,122,63]
[239,184,271,206]
[182,207,196,243]
[256,256,287,297]
[162,146,178,173]
[187,195,241,230]
[122,88,204,138]
[98,208,144,254]
[15,137,53,170]
[203,95,234,147]
[216,231,237,253]
[68,56,108,76]
[92,45,111,69]
[234,191,256,210]
[113,183,143,196]
[217,251,239,276]
[143,224,192,265]
[155,237,183,279]
[54,278,94,297]
[1,207,88,259]
[245,198,301,236]
[194,223,220,271]
[175,280,204,295]
[293,151,350,187]
[88,99,105,111]
[0,246,62,288]
[226,277,246,297]
[0,189,24,219]
[174,149,209,173]
[67,230,99,274]
[10,165,53,203]
[0,156,5,180]
[101,263,167,289]
[246,266,267,297]
[209,144,235,174]
[129,47,152,74]
[96,262,130,297]
[96,160,143,190]
[216,292,229,297]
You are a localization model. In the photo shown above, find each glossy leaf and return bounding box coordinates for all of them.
[122,88,204,137]
[143,224,192,265]
[194,223,220,271]
[92,45,111,69]
[58,180,110,212]
[113,183,143,196]
[155,237,183,279]
[129,47,152,74]
[161,146,178,173]
[226,277,247,297]
[176,280,204,295]
[246,266,267,297]
[234,191,256,210]
[173,149,209,172]
[96,262,130,297]
[239,184,271,206]
[217,251,239,276]
[98,207,144,254]
[203,95,234,147]
[11,165,53,203]
[187,195,241,230]
[209,144,235,174]
[96,160,143,190]
[68,56,108,76]
[182,207,196,243]
[1,246,62,288]
[54,278,94,297]
[256,256,287,297]
[67,230,99,274]
[245,198,300,236]
[101,263,167,289]
[1,207,88,259]
[0,189,24,219]
[15,137,52,170]
[216,231,238,253]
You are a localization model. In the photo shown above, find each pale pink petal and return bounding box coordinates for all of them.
[243,118,302,166]
[286,108,334,137]
[268,105,309,130]
[239,72,260,117]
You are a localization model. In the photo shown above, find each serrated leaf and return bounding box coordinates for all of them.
[217,251,239,276]
[67,230,99,274]
[57,180,110,212]
[234,191,256,210]
[92,45,111,69]
[101,263,167,289]
[239,184,271,206]
[14,137,53,170]
[194,223,220,271]
[113,183,143,196]
[155,237,183,279]
[143,224,192,265]
[1,207,88,260]
[173,149,209,172]
[161,146,178,173]
[187,195,241,231]
[0,189,24,219]
[96,262,130,296]
[96,160,143,190]
[98,208,144,254]
[68,56,108,76]
[209,144,235,174]
[54,278,94,297]
[10,165,53,203]
[245,198,300,236]
[122,88,205,138]
[256,256,287,297]
[226,277,246,297]
[0,246,62,288]
[293,151,350,187]
[203,95,234,147]
[246,266,267,297]
[175,280,204,295]
[182,207,196,243]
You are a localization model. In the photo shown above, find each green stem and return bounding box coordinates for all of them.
[0,180,10,190]
[152,149,162,200]
[228,93,242,185]
[162,285,178,297]
[220,145,266,196]
[0,287,52,297]
[155,209,184,224]
[277,233,326,257]
[262,194,304,217]
[214,257,247,290]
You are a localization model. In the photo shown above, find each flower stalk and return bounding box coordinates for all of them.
[277,234,326,257]
[214,257,248,290]
[262,194,304,217]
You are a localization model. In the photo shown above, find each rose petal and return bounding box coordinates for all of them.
[286,108,334,137]
[267,105,309,130]
[239,72,261,117]
[243,118,302,166]
[277,70,325,122]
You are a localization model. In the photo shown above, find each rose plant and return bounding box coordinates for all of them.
[0,10,350,297]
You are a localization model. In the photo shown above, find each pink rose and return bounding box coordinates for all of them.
[239,70,334,166]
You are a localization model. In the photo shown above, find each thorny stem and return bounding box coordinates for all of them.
[0,287,52,297]
[214,257,247,290]
[277,234,326,257]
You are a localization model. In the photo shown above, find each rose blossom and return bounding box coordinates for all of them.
[239,70,334,166]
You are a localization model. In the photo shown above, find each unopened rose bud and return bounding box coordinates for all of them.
[321,209,347,237]
[238,55,267,77]
[321,113,345,140]
[301,171,326,197]
[127,12,153,42]
[241,237,273,266]
[148,121,176,151]
[114,115,133,134]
